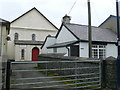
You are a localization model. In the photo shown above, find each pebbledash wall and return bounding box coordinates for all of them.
[38,54,117,89]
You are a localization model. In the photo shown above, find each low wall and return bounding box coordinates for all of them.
[38,54,100,79]
[102,57,117,89]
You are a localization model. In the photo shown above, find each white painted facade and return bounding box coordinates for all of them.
[15,45,41,61]
[41,25,77,55]
[56,26,77,43]
[1,25,9,61]
[106,44,117,58]
[79,42,89,58]
[57,47,68,55]
[0,19,10,89]
[7,8,58,61]
[41,36,56,54]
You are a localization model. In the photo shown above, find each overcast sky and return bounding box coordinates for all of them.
[0,0,119,28]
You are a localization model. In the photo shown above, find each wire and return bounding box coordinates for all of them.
[68,0,78,15]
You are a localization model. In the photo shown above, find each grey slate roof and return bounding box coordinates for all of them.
[47,41,78,48]
[65,23,117,42]
[14,40,44,45]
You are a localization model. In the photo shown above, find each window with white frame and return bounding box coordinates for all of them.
[21,49,25,59]
[14,33,19,40]
[92,45,106,59]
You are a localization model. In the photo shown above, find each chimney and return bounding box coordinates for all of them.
[62,15,71,24]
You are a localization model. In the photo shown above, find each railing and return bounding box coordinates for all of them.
[6,60,102,90]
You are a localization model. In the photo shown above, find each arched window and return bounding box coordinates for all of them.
[32,34,36,41]
[14,33,18,40]
[21,49,25,59]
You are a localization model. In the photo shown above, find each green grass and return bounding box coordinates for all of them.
[33,67,100,89]
[33,67,54,76]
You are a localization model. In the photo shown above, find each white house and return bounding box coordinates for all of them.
[0,18,10,89]
[0,18,10,61]
[7,7,58,61]
[41,15,117,59]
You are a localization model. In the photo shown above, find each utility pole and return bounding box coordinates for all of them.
[116,0,120,89]
[88,0,92,58]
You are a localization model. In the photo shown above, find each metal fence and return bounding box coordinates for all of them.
[6,60,102,90]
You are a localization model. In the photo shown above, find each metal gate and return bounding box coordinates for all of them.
[6,60,102,90]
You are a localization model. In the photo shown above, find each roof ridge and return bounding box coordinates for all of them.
[66,23,104,29]
[66,23,85,26]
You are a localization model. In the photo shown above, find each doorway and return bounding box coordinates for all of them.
[32,47,39,61]
[70,45,79,57]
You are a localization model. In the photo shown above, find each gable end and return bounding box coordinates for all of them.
[11,7,58,30]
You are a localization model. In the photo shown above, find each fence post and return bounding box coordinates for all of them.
[6,60,11,90]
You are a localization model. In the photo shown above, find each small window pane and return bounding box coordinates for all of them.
[21,49,25,59]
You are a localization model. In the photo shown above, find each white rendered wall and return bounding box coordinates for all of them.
[46,47,68,56]
[10,9,58,31]
[7,8,58,60]
[106,44,117,58]
[7,27,57,60]
[15,45,41,61]
[0,25,9,89]
[57,47,68,55]
[10,28,56,41]
[56,26,77,43]
[79,42,89,58]
[41,37,56,53]
[2,26,7,57]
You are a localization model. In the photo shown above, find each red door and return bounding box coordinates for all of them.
[32,47,39,61]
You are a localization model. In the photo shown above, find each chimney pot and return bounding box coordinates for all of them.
[62,14,71,24]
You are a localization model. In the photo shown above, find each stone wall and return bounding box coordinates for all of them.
[38,54,100,81]
[102,57,117,89]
